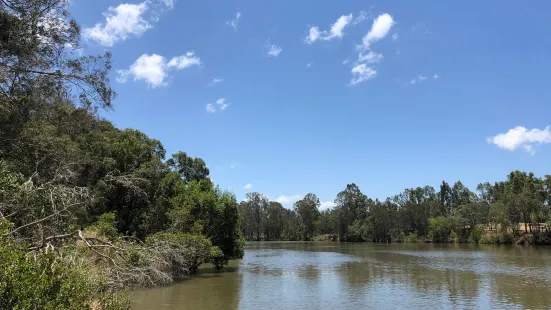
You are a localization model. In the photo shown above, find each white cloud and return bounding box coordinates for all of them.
[392,33,399,41]
[320,201,336,210]
[267,44,282,57]
[348,13,394,85]
[305,27,321,44]
[210,78,224,85]
[206,103,216,113]
[362,13,395,49]
[216,98,229,110]
[117,52,201,87]
[350,64,376,85]
[84,2,151,46]
[226,12,241,31]
[418,74,427,81]
[433,74,439,79]
[306,62,313,68]
[117,54,166,87]
[167,52,201,69]
[305,13,353,43]
[83,1,173,47]
[329,14,353,39]
[357,51,383,64]
[244,183,253,190]
[276,194,304,205]
[206,98,230,113]
[487,126,551,155]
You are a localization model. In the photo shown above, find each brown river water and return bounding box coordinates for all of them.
[130,242,551,309]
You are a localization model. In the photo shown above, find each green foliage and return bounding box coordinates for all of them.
[0,241,128,310]
[239,172,551,245]
[294,193,321,241]
[1,0,245,308]
[468,226,485,244]
[428,216,453,242]
[87,212,119,241]
[404,233,421,243]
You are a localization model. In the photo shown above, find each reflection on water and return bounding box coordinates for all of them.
[131,242,551,310]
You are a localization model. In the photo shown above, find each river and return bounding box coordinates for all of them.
[130,242,551,309]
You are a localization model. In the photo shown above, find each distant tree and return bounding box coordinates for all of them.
[294,193,320,240]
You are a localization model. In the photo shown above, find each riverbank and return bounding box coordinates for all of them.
[284,230,551,245]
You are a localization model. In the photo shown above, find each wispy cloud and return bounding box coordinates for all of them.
[244,183,253,190]
[350,64,376,85]
[349,13,395,85]
[267,44,282,57]
[487,126,551,155]
[357,51,383,64]
[206,98,230,113]
[206,103,216,113]
[166,52,201,69]
[305,13,353,44]
[406,73,437,85]
[209,78,224,86]
[226,12,241,31]
[83,0,172,46]
[216,98,229,110]
[392,33,399,41]
[306,62,313,68]
[352,10,368,25]
[117,52,200,87]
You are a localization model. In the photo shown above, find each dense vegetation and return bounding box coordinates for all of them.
[0,0,243,308]
[240,173,551,244]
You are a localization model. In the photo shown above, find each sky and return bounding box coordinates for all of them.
[69,0,551,209]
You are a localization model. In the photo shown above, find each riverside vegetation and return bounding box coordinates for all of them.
[239,174,551,244]
[0,0,243,309]
[2,1,551,309]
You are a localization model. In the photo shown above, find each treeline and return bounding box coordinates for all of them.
[240,173,551,244]
[0,1,243,309]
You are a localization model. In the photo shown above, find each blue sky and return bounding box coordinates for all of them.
[69,0,551,209]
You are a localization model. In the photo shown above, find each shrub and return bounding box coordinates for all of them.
[404,233,420,243]
[480,232,514,244]
[468,226,485,244]
[0,241,128,310]
[428,216,452,243]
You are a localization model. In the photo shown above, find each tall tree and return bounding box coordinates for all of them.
[335,183,368,240]
[294,193,320,241]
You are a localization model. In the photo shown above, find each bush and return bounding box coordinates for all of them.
[480,232,514,244]
[468,226,485,244]
[404,233,421,243]
[428,216,452,243]
[0,241,128,310]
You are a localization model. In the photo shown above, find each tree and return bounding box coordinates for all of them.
[334,184,368,240]
[166,151,210,183]
[0,0,115,110]
[440,181,453,215]
[294,193,320,240]
[264,201,285,240]
[240,192,268,240]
